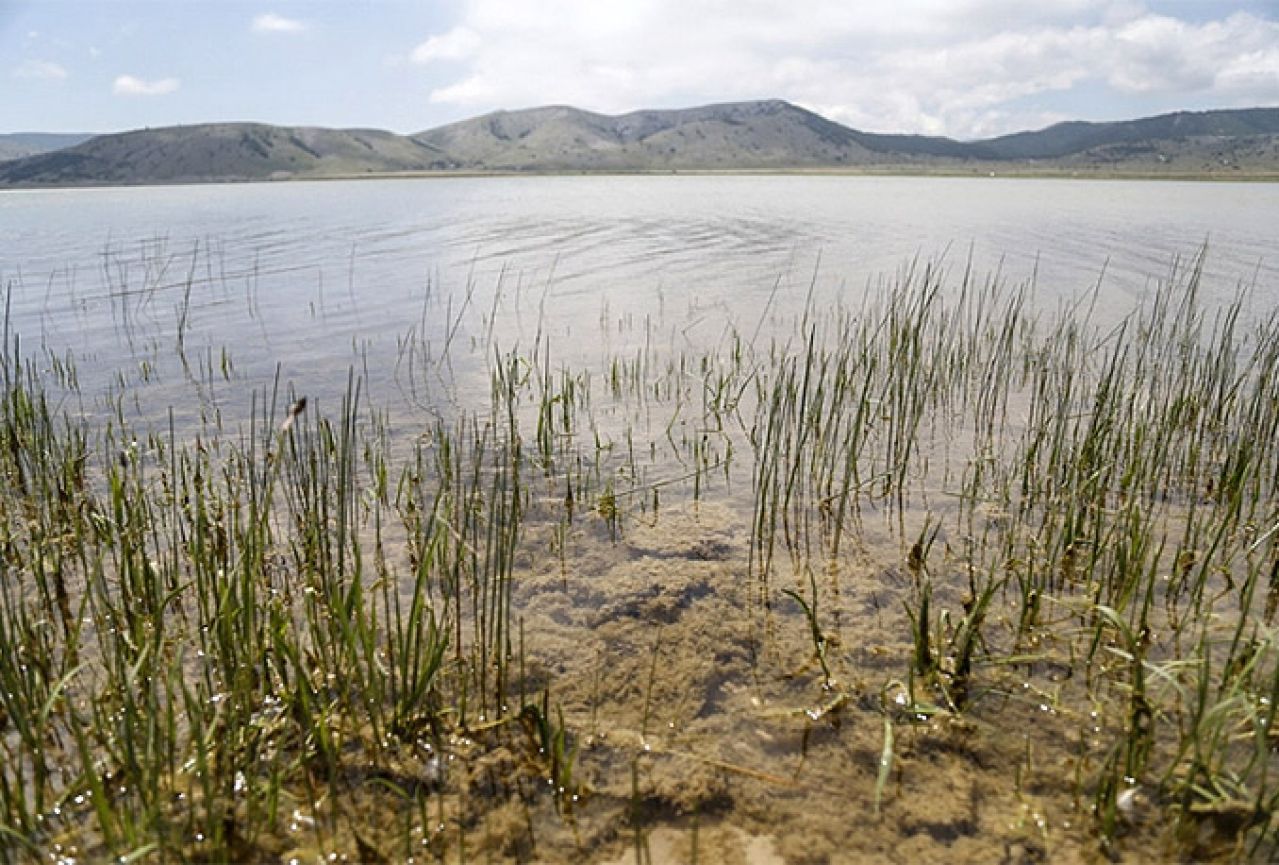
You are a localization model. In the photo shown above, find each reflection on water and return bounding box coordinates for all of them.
[3,176,1277,419]
[0,175,1274,468]
[5,175,1279,862]
[0,177,1276,512]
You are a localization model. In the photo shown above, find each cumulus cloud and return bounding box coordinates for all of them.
[1109,12,1278,95]
[12,59,68,80]
[113,74,180,96]
[252,13,306,34]
[409,0,1279,138]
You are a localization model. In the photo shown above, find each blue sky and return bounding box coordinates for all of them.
[3,0,1278,139]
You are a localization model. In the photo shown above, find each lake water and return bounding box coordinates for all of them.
[2,175,1278,429]
[7,176,1279,861]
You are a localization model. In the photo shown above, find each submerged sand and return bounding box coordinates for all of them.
[391,499,1187,865]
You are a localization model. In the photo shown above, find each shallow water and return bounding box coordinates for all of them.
[4,175,1279,863]
[3,175,1277,423]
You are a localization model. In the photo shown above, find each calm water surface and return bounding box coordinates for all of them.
[5,174,1279,865]
[2,175,1277,424]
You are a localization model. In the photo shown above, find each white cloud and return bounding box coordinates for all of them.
[410,0,1279,138]
[12,60,68,80]
[411,27,481,63]
[1109,12,1279,95]
[1217,48,1279,94]
[113,74,180,96]
[252,13,306,34]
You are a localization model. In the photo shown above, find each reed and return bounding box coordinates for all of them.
[4,241,1279,861]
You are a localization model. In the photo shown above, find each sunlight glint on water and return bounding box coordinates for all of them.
[2,175,1277,433]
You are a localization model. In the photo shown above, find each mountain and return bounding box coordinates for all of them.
[982,107,1279,160]
[2,101,1277,186]
[411,99,983,170]
[0,124,451,185]
[0,132,93,162]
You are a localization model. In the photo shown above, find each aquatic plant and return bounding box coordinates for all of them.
[3,242,1279,861]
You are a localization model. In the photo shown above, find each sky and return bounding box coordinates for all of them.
[3,0,1279,140]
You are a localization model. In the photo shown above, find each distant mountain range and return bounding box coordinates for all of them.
[3,100,1278,186]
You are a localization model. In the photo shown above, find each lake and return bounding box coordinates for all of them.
[3,175,1277,430]
[5,175,1279,863]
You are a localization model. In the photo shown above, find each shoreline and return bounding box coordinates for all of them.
[2,164,1278,191]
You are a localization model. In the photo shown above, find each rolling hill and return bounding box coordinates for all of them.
[982,107,1279,160]
[0,132,94,162]
[0,124,451,185]
[1,101,1277,186]
[409,99,981,170]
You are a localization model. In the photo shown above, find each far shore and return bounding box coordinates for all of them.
[2,164,1278,191]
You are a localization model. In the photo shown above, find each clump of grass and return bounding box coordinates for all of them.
[728,247,1279,857]
[0,325,563,860]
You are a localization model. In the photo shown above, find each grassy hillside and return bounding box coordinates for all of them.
[412,100,898,170]
[0,124,451,185]
[983,107,1279,160]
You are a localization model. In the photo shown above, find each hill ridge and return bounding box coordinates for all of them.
[4,100,1278,186]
